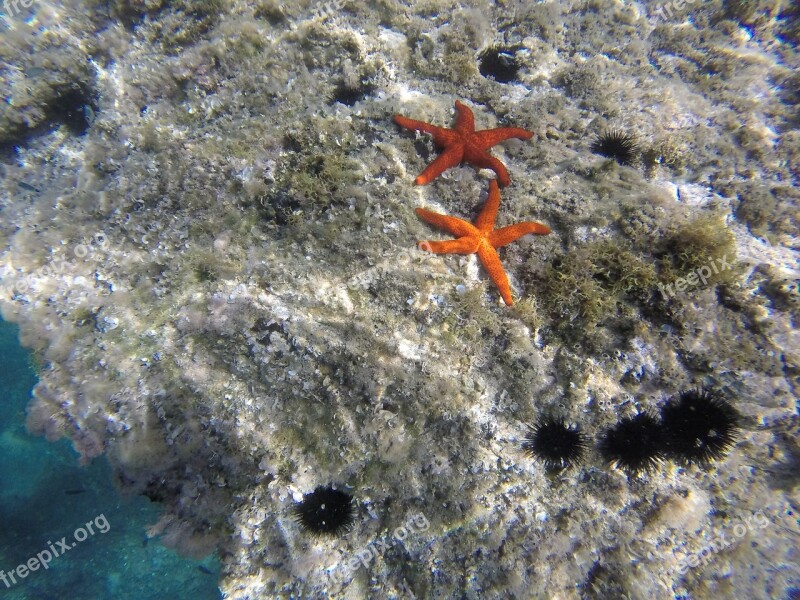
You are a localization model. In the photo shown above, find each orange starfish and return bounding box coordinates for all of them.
[416,180,551,306]
[393,100,533,187]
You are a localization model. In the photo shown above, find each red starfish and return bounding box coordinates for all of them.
[393,100,533,187]
[416,180,551,306]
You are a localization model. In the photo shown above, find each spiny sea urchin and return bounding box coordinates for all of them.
[599,413,664,476]
[478,45,523,83]
[660,388,741,465]
[329,79,375,106]
[590,129,639,166]
[292,485,356,536]
[523,416,588,471]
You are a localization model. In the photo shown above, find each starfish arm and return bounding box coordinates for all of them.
[489,222,551,248]
[475,179,502,233]
[414,145,464,185]
[393,114,451,138]
[453,100,475,134]
[477,244,514,305]
[463,151,512,187]
[418,237,479,254]
[474,127,534,148]
[415,207,476,237]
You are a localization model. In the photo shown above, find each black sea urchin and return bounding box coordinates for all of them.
[599,413,664,476]
[329,80,375,106]
[523,416,588,471]
[590,129,638,166]
[660,388,741,465]
[478,45,523,83]
[292,485,356,536]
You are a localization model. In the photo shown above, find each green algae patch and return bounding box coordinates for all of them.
[538,239,657,329]
[655,213,739,287]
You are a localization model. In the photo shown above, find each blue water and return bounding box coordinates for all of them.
[0,319,221,600]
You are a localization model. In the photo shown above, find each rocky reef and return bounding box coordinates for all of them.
[1,0,798,598]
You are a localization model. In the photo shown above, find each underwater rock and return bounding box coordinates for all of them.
[0,1,798,599]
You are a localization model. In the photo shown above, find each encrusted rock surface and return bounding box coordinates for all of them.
[1,1,798,598]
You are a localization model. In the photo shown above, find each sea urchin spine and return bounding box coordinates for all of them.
[660,388,741,465]
[292,485,356,537]
[523,416,588,471]
[590,129,639,166]
[599,412,664,476]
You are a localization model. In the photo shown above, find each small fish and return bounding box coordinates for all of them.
[64,488,86,495]
[197,565,213,575]
[18,181,40,193]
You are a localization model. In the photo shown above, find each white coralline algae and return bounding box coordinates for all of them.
[1,1,798,598]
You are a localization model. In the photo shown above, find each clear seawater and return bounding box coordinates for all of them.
[0,318,222,600]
